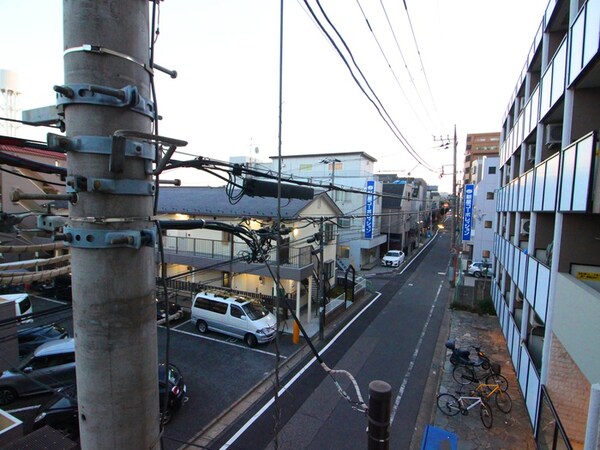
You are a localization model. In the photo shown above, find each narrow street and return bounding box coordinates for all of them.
[210,231,452,449]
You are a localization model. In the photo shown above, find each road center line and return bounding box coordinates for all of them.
[389,279,444,425]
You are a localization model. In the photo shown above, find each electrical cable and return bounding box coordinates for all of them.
[400,0,442,129]
[354,0,429,131]
[301,0,435,172]
[0,167,65,188]
[376,0,434,128]
[0,115,61,129]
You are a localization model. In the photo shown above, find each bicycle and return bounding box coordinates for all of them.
[473,383,512,413]
[436,391,494,428]
[452,359,509,391]
[446,341,491,370]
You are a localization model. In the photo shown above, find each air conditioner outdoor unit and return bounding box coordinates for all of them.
[520,219,530,235]
[526,144,536,163]
[545,124,562,146]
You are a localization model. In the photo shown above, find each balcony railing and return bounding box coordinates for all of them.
[497,131,596,214]
[162,235,313,268]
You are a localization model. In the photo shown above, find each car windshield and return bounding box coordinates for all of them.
[386,251,401,257]
[242,302,269,321]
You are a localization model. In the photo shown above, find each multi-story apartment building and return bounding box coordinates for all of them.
[378,176,434,255]
[492,1,600,449]
[270,152,386,270]
[463,132,500,185]
[462,156,499,264]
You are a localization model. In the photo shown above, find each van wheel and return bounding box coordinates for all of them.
[244,334,258,347]
[196,320,208,334]
[0,387,16,405]
[473,271,482,278]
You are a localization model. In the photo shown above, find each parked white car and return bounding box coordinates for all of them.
[381,250,405,267]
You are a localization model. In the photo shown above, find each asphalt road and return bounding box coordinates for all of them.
[208,231,452,450]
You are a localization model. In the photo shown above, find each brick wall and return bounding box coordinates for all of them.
[546,333,590,448]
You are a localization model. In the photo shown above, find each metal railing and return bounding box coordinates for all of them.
[162,235,313,268]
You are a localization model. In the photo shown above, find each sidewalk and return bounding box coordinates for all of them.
[429,308,536,449]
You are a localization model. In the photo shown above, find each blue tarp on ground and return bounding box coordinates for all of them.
[421,425,458,450]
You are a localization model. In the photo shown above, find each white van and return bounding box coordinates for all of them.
[0,293,33,323]
[191,290,277,347]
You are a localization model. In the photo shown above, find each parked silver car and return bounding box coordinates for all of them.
[0,338,76,405]
[467,261,492,278]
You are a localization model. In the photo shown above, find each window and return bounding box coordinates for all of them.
[488,166,497,174]
[487,192,494,200]
[338,218,351,228]
[324,261,334,279]
[230,305,243,319]
[484,221,492,229]
[324,223,336,242]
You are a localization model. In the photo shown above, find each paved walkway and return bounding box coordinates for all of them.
[431,309,536,450]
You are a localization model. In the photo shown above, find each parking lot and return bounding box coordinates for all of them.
[5,293,306,449]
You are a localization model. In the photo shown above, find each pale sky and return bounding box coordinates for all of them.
[1,0,549,193]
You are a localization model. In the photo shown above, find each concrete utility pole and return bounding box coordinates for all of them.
[62,1,159,448]
[318,217,325,341]
[452,125,458,251]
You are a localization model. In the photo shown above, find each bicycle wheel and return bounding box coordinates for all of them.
[480,401,493,428]
[436,393,461,416]
[485,373,508,391]
[452,365,473,385]
[495,390,512,413]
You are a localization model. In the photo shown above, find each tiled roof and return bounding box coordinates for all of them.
[157,186,337,219]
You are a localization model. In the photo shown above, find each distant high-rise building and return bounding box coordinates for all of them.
[463,132,499,185]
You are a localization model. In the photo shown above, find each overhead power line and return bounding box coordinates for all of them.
[301,0,436,173]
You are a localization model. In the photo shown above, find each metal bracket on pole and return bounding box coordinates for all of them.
[110,129,187,175]
[66,176,155,196]
[54,83,155,119]
[61,226,155,249]
[48,134,154,160]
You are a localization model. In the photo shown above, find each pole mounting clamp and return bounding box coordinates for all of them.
[66,176,155,196]
[62,226,155,249]
[54,83,155,119]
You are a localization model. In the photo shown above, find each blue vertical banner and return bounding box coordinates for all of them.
[365,180,375,239]
[462,184,474,241]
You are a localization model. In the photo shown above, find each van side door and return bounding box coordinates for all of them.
[228,304,249,338]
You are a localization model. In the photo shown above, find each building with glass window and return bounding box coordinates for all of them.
[463,132,500,186]
[462,156,499,264]
[270,152,386,271]
[492,0,600,448]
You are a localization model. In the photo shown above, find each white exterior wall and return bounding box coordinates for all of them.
[471,157,499,262]
[271,153,386,269]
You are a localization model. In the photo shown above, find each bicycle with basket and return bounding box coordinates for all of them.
[445,340,509,391]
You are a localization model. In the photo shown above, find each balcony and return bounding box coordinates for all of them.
[160,235,315,281]
[554,273,600,383]
[498,131,596,214]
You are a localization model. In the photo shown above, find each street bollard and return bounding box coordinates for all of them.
[367,380,391,450]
